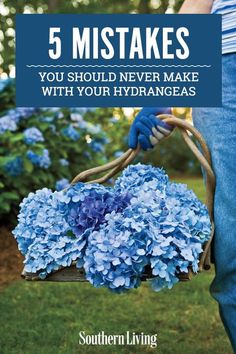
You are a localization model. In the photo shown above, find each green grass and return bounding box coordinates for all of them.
[0,178,233,354]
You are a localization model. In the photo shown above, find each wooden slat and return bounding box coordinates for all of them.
[22,265,193,282]
[22,266,87,282]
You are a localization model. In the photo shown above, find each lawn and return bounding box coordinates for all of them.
[0,178,233,354]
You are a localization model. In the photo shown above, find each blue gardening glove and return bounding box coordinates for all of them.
[128,107,174,151]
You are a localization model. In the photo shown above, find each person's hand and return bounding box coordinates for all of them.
[128,107,174,151]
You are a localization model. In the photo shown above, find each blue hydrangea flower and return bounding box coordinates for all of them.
[56,111,64,119]
[62,124,80,141]
[15,107,36,119]
[83,165,211,292]
[115,163,169,193]
[46,183,133,269]
[89,141,104,153]
[85,122,102,135]
[4,156,23,176]
[114,151,124,158]
[70,107,96,115]
[13,188,86,278]
[110,117,119,123]
[59,158,69,167]
[84,181,211,293]
[55,178,70,191]
[8,108,36,123]
[13,163,211,292]
[0,115,18,135]
[14,181,131,279]
[27,149,51,169]
[70,112,84,122]
[13,188,55,255]
[23,127,44,145]
[58,183,132,238]
[75,120,88,129]
[23,234,87,279]
[118,177,211,291]
[7,110,21,124]
[84,212,148,293]
[40,116,54,123]
[0,78,12,92]
[83,151,91,159]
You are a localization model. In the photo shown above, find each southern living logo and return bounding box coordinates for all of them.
[79,331,158,348]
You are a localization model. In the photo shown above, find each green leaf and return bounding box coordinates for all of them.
[66,230,76,238]
[31,146,44,155]
[34,143,45,149]
[23,159,34,173]
[10,133,24,143]
[0,156,14,167]
[1,192,19,201]
[37,122,50,131]
[0,203,11,213]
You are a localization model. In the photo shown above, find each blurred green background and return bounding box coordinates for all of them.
[0,0,186,77]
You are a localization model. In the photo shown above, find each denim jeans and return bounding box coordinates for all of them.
[192,53,236,352]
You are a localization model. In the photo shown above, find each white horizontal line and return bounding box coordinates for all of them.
[26,64,212,68]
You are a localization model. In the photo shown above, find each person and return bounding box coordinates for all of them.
[128,0,236,351]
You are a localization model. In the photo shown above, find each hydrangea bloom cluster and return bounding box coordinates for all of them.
[8,107,37,124]
[115,163,169,193]
[62,124,80,141]
[0,115,18,135]
[13,183,131,278]
[0,108,37,135]
[0,94,107,188]
[23,127,44,145]
[114,151,124,158]
[70,112,84,122]
[58,183,132,237]
[0,78,12,92]
[84,212,149,292]
[84,173,211,292]
[27,149,51,169]
[90,141,104,153]
[13,188,86,279]
[14,164,211,293]
[59,158,69,167]
[14,188,56,255]
[55,178,70,191]
[4,157,23,176]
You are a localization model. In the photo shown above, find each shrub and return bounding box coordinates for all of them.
[0,80,110,223]
[0,79,201,224]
